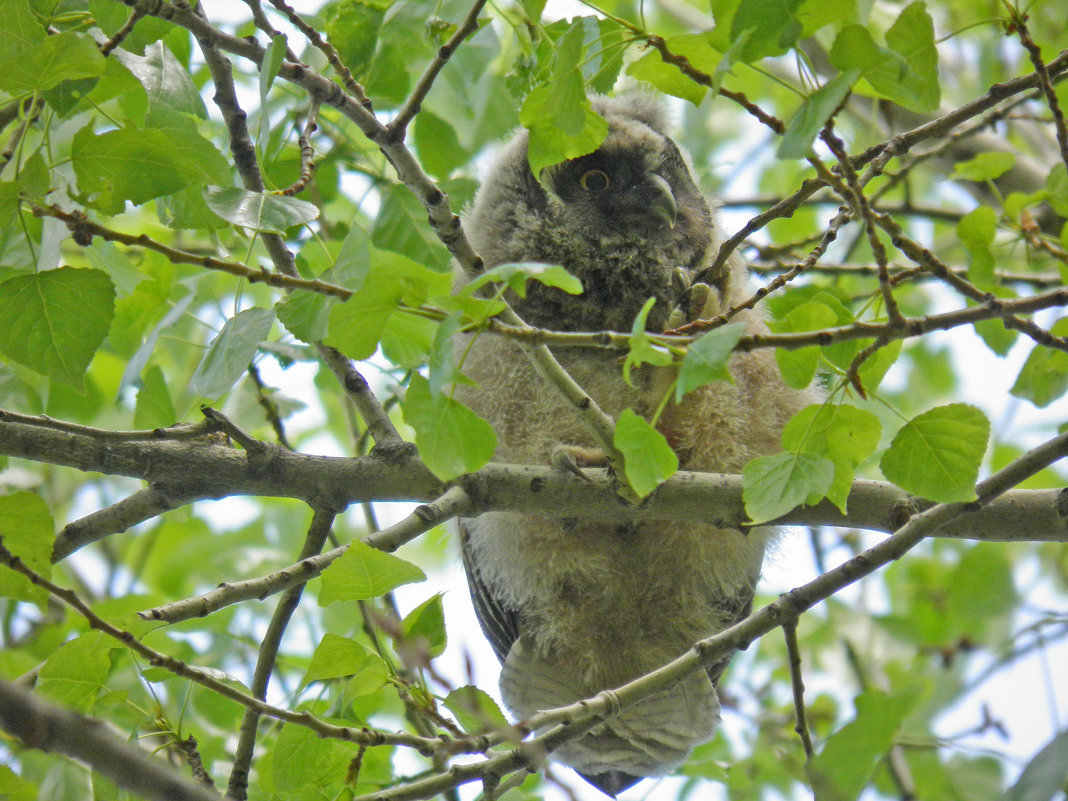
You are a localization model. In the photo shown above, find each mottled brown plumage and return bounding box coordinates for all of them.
[454,93,817,797]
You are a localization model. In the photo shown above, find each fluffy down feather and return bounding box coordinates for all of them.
[454,93,818,796]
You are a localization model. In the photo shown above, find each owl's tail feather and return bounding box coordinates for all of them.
[578,769,642,797]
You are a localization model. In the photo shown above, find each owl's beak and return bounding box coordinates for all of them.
[640,173,677,231]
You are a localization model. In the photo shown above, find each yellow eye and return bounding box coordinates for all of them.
[579,169,611,192]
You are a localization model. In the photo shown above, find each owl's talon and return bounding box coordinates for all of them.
[550,445,604,482]
[687,282,713,322]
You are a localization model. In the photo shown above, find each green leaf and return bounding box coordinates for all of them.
[857,338,902,394]
[742,451,834,524]
[380,310,437,368]
[957,206,998,288]
[952,152,1016,183]
[0,765,37,801]
[0,0,44,65]
[0,267,116,389]
[371,186,451,271]
[72,124,227,214]
[947,543,1017,630]
[0,491,53,604]
[626,34,721,105]
[880,403,990,502]
[882,2,940,111]
[276,291,334,344]
[192,307,275,399]
[957,206,996,249]
[771,298,838,389]
[782,404,882,512]
[623,297,674,386]
[1010,318,1068,408]
[779,70,859,159]
[519,23,608,175]
[614,408,678,498]
[428,313,466,398]
[271,721,347,792]
[829,4,940,114]
[444,686,509,734]
[112,42,207,117]
[0,31,104,94]
[204,187,319,233]
[401,593,447,659]
[675,322,747,402]
[729,0,805,63]
[402,374,496,481]
[463,262,583,299]
[326,0,387,78]
[415,111,470,179]
[303,633,389,694]
[259,34,287,102]
[38,633,113,712]
[1046,164,1068,217]
[326,255,450,360]
[1003,729,1068,801]
[133,364,177,429]
[319,539,426,604]
[810,690,914,801]
[325,271,404,360]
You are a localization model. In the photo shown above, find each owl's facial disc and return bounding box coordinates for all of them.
[546,152,679,239]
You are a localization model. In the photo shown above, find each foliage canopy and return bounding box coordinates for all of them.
[0,0,1067,800]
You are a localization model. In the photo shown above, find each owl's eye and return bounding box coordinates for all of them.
[579,169,611,192]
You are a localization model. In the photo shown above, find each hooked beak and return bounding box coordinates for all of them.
[625,172,677,232]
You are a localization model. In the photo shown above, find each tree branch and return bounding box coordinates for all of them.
[2,411,1065,544]
[139,485,474,625]
[0,679,225,801]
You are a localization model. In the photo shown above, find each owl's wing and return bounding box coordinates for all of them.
[458,518,520,666]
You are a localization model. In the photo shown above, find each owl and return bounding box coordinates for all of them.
[453,93,817,796]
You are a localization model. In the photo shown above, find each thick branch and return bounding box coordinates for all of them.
[3,412,1065,543]
[0,679,224,801]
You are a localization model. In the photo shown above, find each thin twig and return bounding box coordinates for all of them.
[138,485,474,624]
[280,99,320,196]
[388,0,489,137]
[0,538,447,753]
[784,622,814,760]
[1011,10,1068,173]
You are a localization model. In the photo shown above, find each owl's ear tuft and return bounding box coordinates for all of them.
[592,91,670,134]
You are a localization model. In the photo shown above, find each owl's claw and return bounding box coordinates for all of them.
[550,445,604,483]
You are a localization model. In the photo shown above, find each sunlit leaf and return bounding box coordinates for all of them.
[319,540,426,605]
[303,634,389,694]
[623,297,674,386]
[519,23,608,175]
[401,593,447,658]
[742,450,834,524]
[1010,318,1068,408]
[402,374,496,480]
[675,322,747,401]
[0,492,53,604]
[880,403,990,502]
[0,267,115,389]
[614,408,678,498]
[464,262,583,299]
[782,403,881,512]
